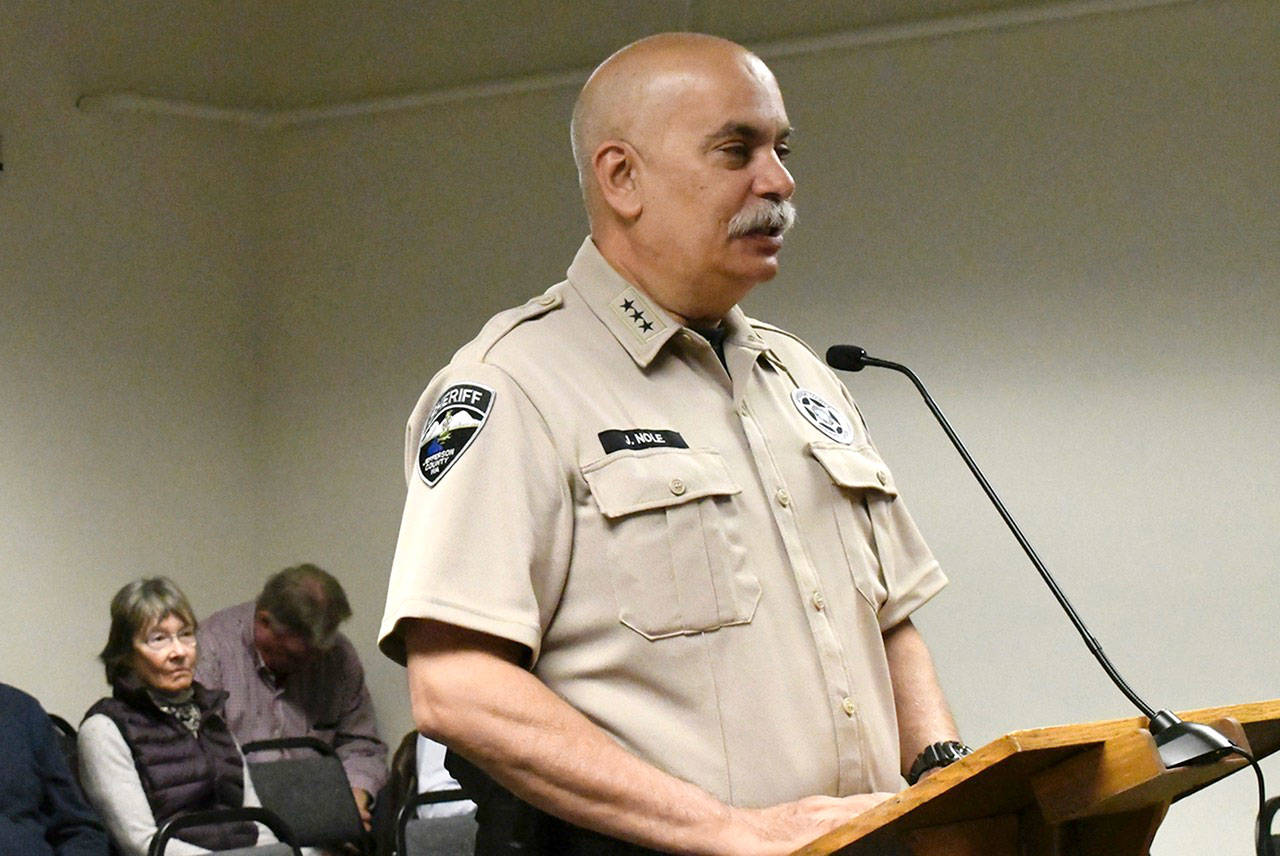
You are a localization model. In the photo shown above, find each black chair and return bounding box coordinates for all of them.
[395,789,477,856]
[242,736,372,854]
[1260,796,1280,856]
[148,806,300,856]
[48,713,79,774]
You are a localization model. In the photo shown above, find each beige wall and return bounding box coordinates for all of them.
[253,93,586,747]
[0,5,266,716]
[761,5,1280,849]
[2,1,1275,851]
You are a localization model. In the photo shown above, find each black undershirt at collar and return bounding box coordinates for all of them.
[690,325,729,373]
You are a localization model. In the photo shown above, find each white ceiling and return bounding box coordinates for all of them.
[64,0,1073,109]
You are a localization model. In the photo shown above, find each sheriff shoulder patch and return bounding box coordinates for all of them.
[791,388,855,444]
[418,383,495,486]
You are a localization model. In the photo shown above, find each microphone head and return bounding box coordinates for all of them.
[825,344,868,372]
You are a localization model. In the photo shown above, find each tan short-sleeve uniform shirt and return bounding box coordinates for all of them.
[380,237,946,806]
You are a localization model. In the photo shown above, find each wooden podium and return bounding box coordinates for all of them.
[795,699,1280,856]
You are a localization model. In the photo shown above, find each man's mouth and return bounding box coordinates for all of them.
[739,223,784,241]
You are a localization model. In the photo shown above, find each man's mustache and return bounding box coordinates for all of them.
[727,199,797,238]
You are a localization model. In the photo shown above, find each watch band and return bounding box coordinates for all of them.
[906,740,973,785]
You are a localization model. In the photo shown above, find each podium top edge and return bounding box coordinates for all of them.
[998,698,1280,750]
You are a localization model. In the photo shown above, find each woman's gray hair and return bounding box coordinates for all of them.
[256,563,351,650]
[99,577,197,685]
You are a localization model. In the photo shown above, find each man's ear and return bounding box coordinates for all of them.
[592,140,643,220]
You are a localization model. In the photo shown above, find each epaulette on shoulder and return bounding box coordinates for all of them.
[744,316,824,361]
[455,290,563,363]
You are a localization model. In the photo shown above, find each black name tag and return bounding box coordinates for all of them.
[598,428,688,454]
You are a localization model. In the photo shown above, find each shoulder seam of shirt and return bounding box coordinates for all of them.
[748,316,871,435]
[483,361,573,478]
[743,316,827,364]
[434,356,571,500]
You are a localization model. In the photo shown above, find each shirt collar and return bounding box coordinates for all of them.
[565,236,771,368]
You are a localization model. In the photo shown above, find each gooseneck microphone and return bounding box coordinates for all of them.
[826,344,1235,768]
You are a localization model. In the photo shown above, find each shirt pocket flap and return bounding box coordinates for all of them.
[808,441,899,497]
[582,447,741,518]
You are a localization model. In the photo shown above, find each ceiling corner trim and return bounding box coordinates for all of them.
[76,66,588,130]
[75,0,1194,130]
[76,92,279,128]
[755,0,1194,61]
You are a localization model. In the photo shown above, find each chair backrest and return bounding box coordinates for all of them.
[376,730,421,856]
[242,737,368,852]
[148,806,301,856]
[396,789,477,856]
[48,713,79,773]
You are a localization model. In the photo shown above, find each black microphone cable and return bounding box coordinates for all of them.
[1231,747,1271,856]
[1179,743,1273,856]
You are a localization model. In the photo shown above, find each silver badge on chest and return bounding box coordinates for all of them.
[791,388,854,444]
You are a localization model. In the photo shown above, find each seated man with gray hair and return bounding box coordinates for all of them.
[196,564,389,830]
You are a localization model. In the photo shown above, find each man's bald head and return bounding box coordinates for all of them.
[570,32,795,323]
[571,33,771,211]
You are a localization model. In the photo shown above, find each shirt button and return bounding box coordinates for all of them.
[536,295,555,306]
[811,591,826,611]
[669,478,686,496]
[738,402,750,417]
[876,470,888,486]
[841,697,857,717]
[775,488,791,507]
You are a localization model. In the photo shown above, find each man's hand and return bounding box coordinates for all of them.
[724,792,894,856]
[351,787,372,831]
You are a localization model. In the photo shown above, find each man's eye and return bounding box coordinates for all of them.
[775,144,792,160]
[721,144,750,161]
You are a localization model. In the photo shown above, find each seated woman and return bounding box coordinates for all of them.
[78,577,279,856]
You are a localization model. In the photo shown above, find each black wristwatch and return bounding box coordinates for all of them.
[906,740,972,784]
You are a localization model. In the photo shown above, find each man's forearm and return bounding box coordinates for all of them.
[333,734,389,796]
[883,618,961,778]
[327,654,389,795]
[404,619,889,856]
[405,619,738,853]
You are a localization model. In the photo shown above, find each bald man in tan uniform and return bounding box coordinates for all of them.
[380,33,965,855]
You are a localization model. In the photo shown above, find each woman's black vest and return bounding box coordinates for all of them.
[86,678,257,851]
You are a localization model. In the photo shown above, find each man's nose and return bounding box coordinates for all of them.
[754,149,795,200]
